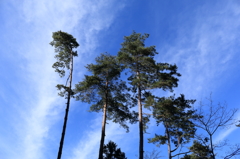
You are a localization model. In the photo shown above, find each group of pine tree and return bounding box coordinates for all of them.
[50,31,239,159]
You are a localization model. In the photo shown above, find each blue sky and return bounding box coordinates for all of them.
[0,0,240,158]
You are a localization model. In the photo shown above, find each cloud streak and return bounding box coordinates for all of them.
[152,0,240,150]
[69,115,139,159]
[152,1,240,99]
[1,1,240,158]
[0,0,126,158]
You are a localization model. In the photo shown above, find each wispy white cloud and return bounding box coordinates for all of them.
[155,1,240,98]
[72,0,126,78]
[0,0,126,158]
[153,0,240,148]
[69,115,138,159]
[213,109,240,144]
[2,1,240,158]
[69,115,108,159]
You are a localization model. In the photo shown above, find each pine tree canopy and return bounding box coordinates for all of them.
[181,141,213,159]
[75,53,137,131]
[50,31,79,77]
[103,141,127,159]
[118,31,180,91]
[148,94,197,150]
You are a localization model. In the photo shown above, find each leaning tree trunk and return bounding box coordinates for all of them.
[57,51,74,159]
[137,71,144,159]
[98,81,108,159]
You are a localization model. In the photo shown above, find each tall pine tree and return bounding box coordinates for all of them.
[75,53,137,159]
[50,31,79,159]
[117,31,180,159]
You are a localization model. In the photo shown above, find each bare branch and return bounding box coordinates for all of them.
[224,144,240,159]
[171,151,191,158]
[194,94,238,159]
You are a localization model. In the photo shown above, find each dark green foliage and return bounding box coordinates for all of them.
[181,141,213,159]
[50,31,79,159]
[147,94,197,158]
[118,32,157,89]
[50,30,79,77]
[75,53,137,130]
[50,31,79,98]
[103,141,127,159]
[118,31,180,92]
[117,31,181,159]
[150,95,197,142]
[75,53,137,159]
[56,84,74,97]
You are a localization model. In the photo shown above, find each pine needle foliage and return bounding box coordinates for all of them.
[117,31,181,159]
[50,31,79,159]
[103,141,127,159]
[50,31,79,78]
[75,53,137,159]
[147,94,197,159]
[181,141,213,159]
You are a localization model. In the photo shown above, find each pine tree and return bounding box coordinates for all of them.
[103,141,127,159]
[50,31,79,159]
[75,53,137,159]
[181,140,213,159]
[117,31,180,159]
[147,94,197,159]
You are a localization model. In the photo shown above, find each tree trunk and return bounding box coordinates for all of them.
[210,134,215,159]
[165,123,172,159]
[98,81,108,159]
[57,51,73,159]
[137,72,144,159]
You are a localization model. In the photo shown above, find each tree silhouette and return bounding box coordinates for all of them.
[148,94,197,159]
[50,31,79,159]
[224,144,240,159]
[181,140,213,159]
[103,141,127,159]
[75,53,137,159]
[117,31,180,159]
[144,149,162,159]
[194,95,238,159]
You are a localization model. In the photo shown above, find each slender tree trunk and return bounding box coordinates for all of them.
[209,134,215,159]
[98,81,108,159]
[165,124,172,159]
[57,51,73,159]
[137,71,144,159]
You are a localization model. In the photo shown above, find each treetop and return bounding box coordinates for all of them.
[50,31,79,77]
